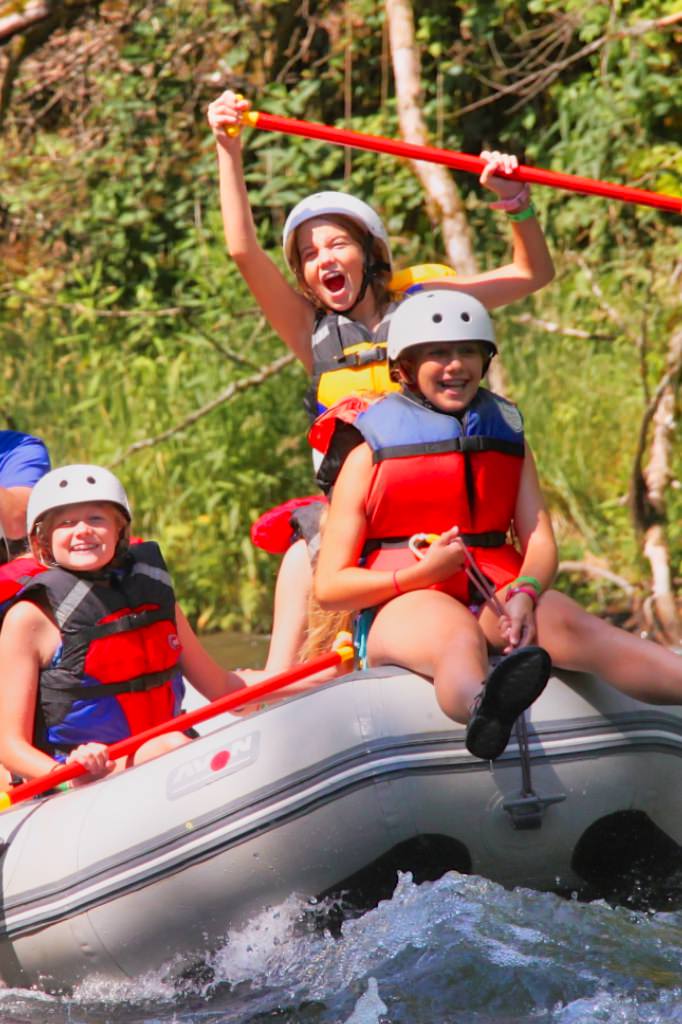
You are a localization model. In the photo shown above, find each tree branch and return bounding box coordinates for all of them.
[450,13,682,120]
[512,312,615,341]
[0,0,50,43]
[557,559,636,597]
[108,353,296,468]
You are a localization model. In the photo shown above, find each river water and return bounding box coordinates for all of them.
[2,634,682,1023]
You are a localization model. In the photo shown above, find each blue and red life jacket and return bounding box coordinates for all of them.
[354,389,526,604]
[10,541,184,756]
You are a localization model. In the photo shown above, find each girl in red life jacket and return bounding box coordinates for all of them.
[314,292,682,761]
[207,89,556,677]
[0,465,257,788]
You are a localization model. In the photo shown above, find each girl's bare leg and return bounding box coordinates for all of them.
[367,591,488,722]
[482,589,682,704]
[533,591,682,704]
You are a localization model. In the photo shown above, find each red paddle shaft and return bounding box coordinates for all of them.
[240,111,681,214]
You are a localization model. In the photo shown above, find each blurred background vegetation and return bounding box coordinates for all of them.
[1,0,680,636]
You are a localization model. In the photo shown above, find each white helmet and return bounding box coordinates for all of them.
[282,191,391,272]
[387,290,497,362]
[27,464,131,536]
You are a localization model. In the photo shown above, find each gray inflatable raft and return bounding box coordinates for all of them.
[1,665,681,990]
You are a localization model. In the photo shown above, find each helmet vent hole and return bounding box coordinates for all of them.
[461,312,471,322]
[59,480,68,488]
[86,476,96,484]
[432,313,443,324]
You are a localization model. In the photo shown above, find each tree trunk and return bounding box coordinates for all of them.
[632,325,682,645]
[384,0,507,393]
[384,0,477,276]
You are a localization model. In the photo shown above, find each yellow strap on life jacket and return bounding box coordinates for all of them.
[390,263,457,294]
[317,341,399,410]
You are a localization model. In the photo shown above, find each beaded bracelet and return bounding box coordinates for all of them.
[505,585,539,608]
[507,202,537,222]
[514,575,542,597]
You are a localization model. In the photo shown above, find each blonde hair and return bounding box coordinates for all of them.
[300,506,353,662]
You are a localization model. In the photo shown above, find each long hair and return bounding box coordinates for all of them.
[301,506,353,661]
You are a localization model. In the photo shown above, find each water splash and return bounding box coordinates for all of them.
[4,871,682,1022]
[342,977,388,1024]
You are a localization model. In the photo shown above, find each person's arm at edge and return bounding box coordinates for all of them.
[0,602,62,781]
[0,485,32,539]
[176,604,250,703]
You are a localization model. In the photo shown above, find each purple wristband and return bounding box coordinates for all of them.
[489,182,531,212]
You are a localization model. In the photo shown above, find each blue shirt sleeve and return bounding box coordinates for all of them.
[0,432,51,488]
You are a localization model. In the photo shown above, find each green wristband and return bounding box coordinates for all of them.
[507,202,537,222]
[515,575,542,596]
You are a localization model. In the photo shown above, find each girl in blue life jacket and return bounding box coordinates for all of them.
[0,465,257,787]
[207,88,555,674]
[313,291,682,760]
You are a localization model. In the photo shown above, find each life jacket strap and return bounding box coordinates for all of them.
[78,606,169,643]
[39,667,178,703]
[373,437,525,463]
[362,531,508,557]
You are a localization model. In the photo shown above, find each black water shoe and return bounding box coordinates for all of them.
[465,645,552,761]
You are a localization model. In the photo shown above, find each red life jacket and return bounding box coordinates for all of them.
[354,390,526,603]
[0,556,46,610]
[11,542,184,756]
[250,495,327,555]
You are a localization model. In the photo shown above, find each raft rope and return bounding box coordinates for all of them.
[407,532,506,617]
[408,531,548,814]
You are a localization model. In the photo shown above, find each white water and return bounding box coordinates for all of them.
[2,870,682,1023]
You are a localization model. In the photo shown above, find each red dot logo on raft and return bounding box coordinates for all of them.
[167,633,181,650]
[166,732,260,800]
[210,750,231,772]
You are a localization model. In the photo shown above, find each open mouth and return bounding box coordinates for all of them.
[322,272,346,294]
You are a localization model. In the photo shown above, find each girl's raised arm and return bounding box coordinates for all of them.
[450,151,555,310]
[207,90,315,370]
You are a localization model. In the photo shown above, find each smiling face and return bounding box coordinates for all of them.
[43,501,125,571]
[406,341,487,414]
[295,216,367,312]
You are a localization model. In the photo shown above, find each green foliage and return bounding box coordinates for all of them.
[1,0,680,633]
